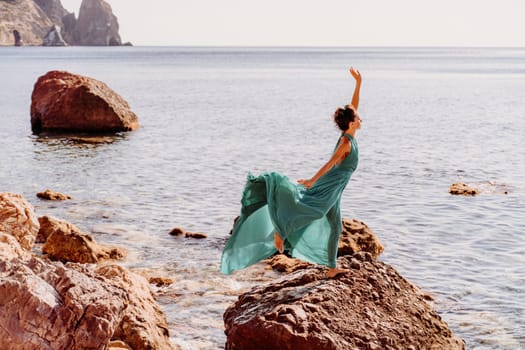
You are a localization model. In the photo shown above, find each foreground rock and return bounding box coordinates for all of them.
[449,182,479,196]
[0,232,177,350]
[225,253,465,350]
[31,70,140,134]
[96,265,174,350]
[0,192,39,250]
[266,217,384,273]
[39,215,126,263]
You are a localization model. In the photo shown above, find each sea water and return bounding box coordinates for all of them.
[0,46,524,349]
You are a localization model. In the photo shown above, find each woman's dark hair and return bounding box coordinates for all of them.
[333,105,356,131]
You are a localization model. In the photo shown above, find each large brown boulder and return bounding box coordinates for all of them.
[39,215,126,263]
[74,0,121,46]
[0,233,177,350]
[30,70,140,134]
[224,253,465,350]
[0,192,39,250]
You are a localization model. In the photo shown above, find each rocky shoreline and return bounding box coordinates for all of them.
[0,192,177,350]
[0,190,467,349]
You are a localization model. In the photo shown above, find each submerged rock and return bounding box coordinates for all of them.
[0,192,39,250]
[30,70,140,134]
[36,189,72,200]
[40,215,126,263]
[449,182,479,196]
[224,253,465,350]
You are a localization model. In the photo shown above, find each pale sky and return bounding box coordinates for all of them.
[61,0,525,46]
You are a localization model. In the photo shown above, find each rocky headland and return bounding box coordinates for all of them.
[0,0,126,46]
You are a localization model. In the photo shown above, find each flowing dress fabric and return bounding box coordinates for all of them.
[221,133,358,274]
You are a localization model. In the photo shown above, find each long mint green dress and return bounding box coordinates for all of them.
[221,133,358,274]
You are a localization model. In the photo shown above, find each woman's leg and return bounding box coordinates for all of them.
[274,232,284,253]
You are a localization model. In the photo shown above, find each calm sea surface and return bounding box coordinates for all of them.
[1,46,524,349]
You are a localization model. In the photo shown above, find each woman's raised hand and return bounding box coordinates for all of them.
[349,67,361,82]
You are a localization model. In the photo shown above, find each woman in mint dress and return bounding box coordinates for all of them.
[221,67,362,278]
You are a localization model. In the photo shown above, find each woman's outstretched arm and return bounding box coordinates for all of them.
[298,137,351,189]
[349,67,362,110]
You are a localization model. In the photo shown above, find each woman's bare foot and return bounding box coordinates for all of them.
[274,232,284,253]
[326,267,349,278]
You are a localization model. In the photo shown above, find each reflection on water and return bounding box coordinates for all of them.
[32,133,127,153]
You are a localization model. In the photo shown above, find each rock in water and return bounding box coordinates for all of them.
[339,218,384,258]
[42,24,67,46]
[74,0,121,46]
[449,182,479,196]
[30,70,140,133]
[40,215,126,263]
[224,253,466,350]
[36,189,72,200]
[0,192,39,250]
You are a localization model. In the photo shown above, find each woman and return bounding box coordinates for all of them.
[221,67,362,278]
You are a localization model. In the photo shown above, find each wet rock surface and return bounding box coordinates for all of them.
[225,253,465,350]
[31,70,139,134]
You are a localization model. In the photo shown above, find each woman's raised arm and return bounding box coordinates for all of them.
[349,67,362,110]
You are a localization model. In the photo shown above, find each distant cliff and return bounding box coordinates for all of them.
[0,0,125,46]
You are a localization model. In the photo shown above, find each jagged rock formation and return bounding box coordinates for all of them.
[42,24,66,45]
[0,0,125,46]
[31,70,140,133]
[74,0,121,46]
